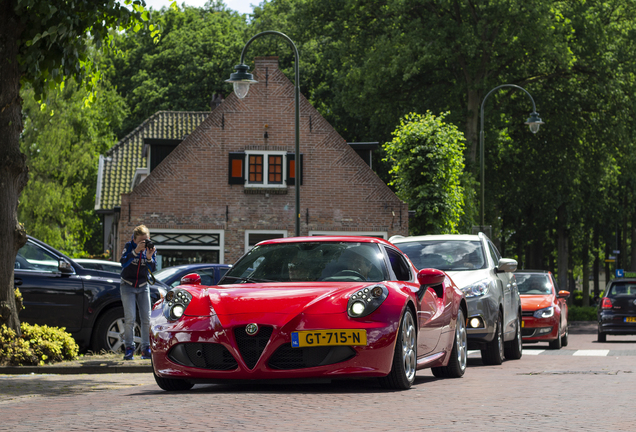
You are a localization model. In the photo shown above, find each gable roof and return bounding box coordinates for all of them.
[95,110,209,211]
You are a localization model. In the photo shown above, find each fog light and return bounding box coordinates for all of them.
[538,327,552,334]
[469,317,482,328]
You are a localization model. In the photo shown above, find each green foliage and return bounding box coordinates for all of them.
[384,112,465,235]
[102,2,249,137]
[0,323,79,366]
[14,288,23,313]
[16,0,158,101]
[18,80,127,256]
[568,306,598,322]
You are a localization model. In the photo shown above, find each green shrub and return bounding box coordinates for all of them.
[573,291,583,307]
[568,306,597,322]
[0,323,79,366]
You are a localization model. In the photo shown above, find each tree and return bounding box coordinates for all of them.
[19,80,127,256]
[384,111,465,234]
[0,0,155,333]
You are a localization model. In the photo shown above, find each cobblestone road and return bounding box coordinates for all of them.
[1,333,634,431]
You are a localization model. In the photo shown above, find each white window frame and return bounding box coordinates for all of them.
[245,150,287,188]
[151,229,225,264]
[245,230,288,253]
[308,230,387,239]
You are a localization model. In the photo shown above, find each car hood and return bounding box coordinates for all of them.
[195,282,377,317]
[520,295,553,311]
[445,269,491,289]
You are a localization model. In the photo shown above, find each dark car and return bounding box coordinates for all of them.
[14,236,165,352]
[152,263,232,290]
[515,270,570,349]
[598,278,636,342]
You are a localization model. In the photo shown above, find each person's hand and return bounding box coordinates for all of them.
[134,242,146,254]
[147,246,156,256]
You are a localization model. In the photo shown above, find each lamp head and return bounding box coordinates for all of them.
[225,63,258,99]
[525,112,544,134]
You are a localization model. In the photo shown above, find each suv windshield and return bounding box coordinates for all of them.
[396,240,486,271]
[220,242,388,283]
[516,274,553,295]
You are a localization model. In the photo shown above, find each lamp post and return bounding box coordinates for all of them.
[226,31,301,237]
[479,84,544,230]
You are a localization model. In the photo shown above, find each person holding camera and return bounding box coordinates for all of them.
[120,224,157,360]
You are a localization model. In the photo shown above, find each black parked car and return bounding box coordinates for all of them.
[152,263,232,289]
[598,278,636,342]
[14,236,165,352]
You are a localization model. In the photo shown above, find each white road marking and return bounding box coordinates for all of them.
[523,350,545,355]
[572,350,609,356]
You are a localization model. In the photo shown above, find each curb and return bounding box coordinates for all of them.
[0,364,152,375]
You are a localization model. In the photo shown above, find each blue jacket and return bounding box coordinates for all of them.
[120,237,157,288]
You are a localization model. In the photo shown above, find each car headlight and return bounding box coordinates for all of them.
[163,288,192,321]
[348,285,388,318]
[462,279,490,298]
[533,306,554,319]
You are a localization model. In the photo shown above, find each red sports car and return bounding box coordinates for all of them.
[515,270,570,349]
[150,236,467,390]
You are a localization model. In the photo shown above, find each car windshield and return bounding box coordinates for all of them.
[153,266,183,283]
[395,240,486,271]
[220,241,388,283]
[608,282,636,298]
[516,274,553,295]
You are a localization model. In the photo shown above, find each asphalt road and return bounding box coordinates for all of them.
[1,326,634,431]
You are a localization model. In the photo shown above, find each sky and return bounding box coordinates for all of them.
[142,0,258,15]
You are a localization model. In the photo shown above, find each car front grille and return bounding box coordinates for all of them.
[522,311,534,317]
[268,343,356,370]
[168,343,238,370]
[233,325,274,369]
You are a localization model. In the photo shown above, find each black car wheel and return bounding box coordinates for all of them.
[504,313,523,360]
[597,330,606,342]
[91,307,141,353]
[561,324,569,347]
[153,369,194,391]
[432,308,467,378]
[379,308,417,389]
[481,312,504,365]
[549,322,562,349]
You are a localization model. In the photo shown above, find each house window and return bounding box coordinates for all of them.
[150,229,224,268]
[245,230,287,252]
[228,151,302,188]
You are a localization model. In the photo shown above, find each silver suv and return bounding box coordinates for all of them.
[391,233,522,365]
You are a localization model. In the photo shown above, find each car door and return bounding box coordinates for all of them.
[385,247,442,356]
[14,240,85,331]
[488,240,516,336]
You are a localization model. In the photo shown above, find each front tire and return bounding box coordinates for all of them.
[549,322,562,349]
[379,308,417,390]
[91,307,141,353]
[432,308,467,378]
[481,312,504,365]
[504,313,523,360]
[597,331,606,342]
[153,370,194,391]
[561,323,569,347]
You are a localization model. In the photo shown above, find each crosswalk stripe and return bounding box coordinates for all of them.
[523,349,545,355]
[572,350,610,356]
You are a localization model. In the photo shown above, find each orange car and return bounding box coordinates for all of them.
[515,270,570,349]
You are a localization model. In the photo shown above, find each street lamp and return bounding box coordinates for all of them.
[479,84,544,229]
[226,31,301,237]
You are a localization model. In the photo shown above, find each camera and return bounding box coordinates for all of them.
[144,239,154,249]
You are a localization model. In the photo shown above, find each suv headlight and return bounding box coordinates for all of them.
[533,306,554,319]
[462,279,490,298]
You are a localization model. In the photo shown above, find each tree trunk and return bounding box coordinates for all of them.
[0,1,28,333]
[582,231,590,307]
[593,224,600,300]
[465,88,480,166]
[557,205,569,296]
[631,213,636,271]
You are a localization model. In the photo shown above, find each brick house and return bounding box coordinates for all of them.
[113,57,408,267]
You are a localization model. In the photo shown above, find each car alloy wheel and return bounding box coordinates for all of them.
[380,308,417,389]
[106,317,142,353]
[401,310,417,383]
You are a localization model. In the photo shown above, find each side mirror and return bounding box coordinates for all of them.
[557,290,570,299]
[496,258,517,273]
[59,260,74,274]
[180,273,201,285]
[417,268,446,286]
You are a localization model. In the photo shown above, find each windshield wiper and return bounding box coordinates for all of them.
[220,275,277,284]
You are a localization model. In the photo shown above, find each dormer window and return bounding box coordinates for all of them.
[228,151,303,187]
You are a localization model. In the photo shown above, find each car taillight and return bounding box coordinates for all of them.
[601,297,613,309]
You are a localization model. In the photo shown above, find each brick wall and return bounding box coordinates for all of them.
[118,57,408,264]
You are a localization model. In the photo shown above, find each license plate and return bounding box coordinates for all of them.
[291,329,367,347]
[625,317,636,323]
